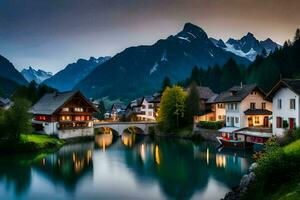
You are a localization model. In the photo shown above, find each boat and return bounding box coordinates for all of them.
[217,126,272,149]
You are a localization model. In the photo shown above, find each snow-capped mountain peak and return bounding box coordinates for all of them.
[210,33,281,61]
[21,66,53,84]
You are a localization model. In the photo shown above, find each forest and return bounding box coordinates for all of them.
[180,29,300,94]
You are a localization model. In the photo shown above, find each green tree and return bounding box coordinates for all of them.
[161,76,171,92]
[185,83,200,125]
[157,86,187,131]
[1,99,33,142]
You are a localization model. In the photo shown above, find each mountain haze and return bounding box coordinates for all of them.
[43,56,110,91]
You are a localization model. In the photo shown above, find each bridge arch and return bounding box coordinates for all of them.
[93,122,157,136]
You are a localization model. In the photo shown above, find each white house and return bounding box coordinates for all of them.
[266,79,300,137]
[219,84,272,129]
[136,96,156,121]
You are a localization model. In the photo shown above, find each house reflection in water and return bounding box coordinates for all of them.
[35,142,94,191]
[121,132,136,147]
[193,145,250,172]
[95,133,113,150]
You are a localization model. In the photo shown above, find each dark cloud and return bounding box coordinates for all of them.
[0,0,299,72]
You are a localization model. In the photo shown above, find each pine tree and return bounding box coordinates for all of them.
[161,76,171,92]
[294,28,300,43]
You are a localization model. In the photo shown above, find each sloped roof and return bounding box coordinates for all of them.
[196,86,215,100]
[29,91,97,115]
[266,79,300,99]
[244,109,272,115]
[211,84,264,103]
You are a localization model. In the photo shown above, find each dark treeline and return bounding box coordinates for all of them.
[12,81,57,104]
[180,28,300,93]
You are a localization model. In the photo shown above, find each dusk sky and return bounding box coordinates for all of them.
[0,0,299,73]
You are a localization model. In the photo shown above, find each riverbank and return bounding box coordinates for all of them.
[0,134,65,154]
[223,138,300,200]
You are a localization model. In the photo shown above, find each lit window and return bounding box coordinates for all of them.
[255,116,259,123]
[74,107,84,112]
[62,107,69,112]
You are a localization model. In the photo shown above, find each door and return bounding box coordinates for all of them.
[248,117,253,127]
[263,116,269,127]
[289,118,295,129]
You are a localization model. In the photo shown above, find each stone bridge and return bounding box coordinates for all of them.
[93,121,158,136]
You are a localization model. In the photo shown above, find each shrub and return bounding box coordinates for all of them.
[283,120,289,129]
[279,128,300,146]
[197,121,224,130]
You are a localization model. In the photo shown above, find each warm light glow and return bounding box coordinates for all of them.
[206,148,210,165]
[140,144,146,162]
[73,152,76,162]
[155,145,160,165]
[216,154,226,168]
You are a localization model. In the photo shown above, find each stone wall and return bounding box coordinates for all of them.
[57,127,94,139]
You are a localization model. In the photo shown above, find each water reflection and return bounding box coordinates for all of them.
[0,135,253,200]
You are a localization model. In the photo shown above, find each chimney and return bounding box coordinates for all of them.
[240,82,243,88]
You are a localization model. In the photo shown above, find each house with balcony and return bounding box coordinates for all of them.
[266,79,300,137]
[30,91,97,139]
[217,84,273,147]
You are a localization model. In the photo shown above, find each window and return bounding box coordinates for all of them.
[74,107,84,112]
[217,103,225,109]
[276,117,282,128]
[250,102,256,110]
[36,115,46,121]
[61,116,71,121]
[255,116,259,124]
[262,102,266,110]
[235,117,239,124]
[277,99,282,109]
[290,99,296,109]
[227,117,230,123]
[62,107,69,112]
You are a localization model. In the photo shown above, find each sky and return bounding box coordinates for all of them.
[0,0,299,73]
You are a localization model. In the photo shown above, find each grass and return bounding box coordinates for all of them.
[0,134,65,154]
[244,139,300,200]
[284,139,300,156]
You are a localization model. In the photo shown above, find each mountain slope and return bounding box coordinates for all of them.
[0,54,28,85]
[0,76,20,97]
[43,56,110,91]
[75,23,251,100]
[21,66,53,84]
[210,33,281,61]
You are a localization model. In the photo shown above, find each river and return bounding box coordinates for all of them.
[0,133,253,200]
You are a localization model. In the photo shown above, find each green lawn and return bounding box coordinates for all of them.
[19,134,65,150]
[0,134,65,153]
[284,139,300,156]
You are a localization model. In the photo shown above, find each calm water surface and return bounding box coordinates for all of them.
[0,133,253,200]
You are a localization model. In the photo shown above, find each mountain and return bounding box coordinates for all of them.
[210,33,281,61]
[0,54,28,85]
[21,66,53,84]
[0,76,20,97]
[75,23,251,101]
[43,56,110,91]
